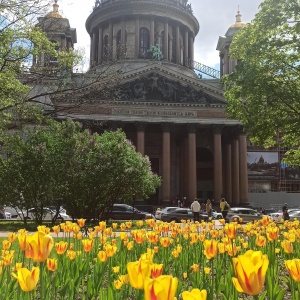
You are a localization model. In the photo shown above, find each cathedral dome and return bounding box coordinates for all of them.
[45,0,63,19]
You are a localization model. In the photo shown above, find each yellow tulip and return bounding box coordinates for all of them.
[224,223,237,239]
[55,241,68,255]
[204,267,210,275]
[97,250,107,262]
[119,274,129,284]
[255,235,266,247]
[114,279,123,290]
[182,288,207,300]
[52,225,60,235]
[105,243,117,257]
[203,239,218,259]
[82,239,94,252]
[12,267,40,292]
[281,240,293,254]
[2,240,11,250]
[112,266,120,273]
[77,218,86,227]
[266,227,279,241]
[25,232,53,262]
[232,250,269,296]
[112,223,118,229]
[183,272,188,279]
[18,233,28,251]
[99,221,106,231]
[144,275,178,300]
[15,262,23,271]
[46,258,58,271]
[7,232,17,243]
[3,251,14,266]
[151,263,163,278]
[127,255,152,289]
[285,259,300,282]
[190,264,199,273]
[67,250,77,260]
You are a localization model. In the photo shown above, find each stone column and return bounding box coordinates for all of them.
[150,19,155,46]
[239,133,249,204]
[90,35,92,67]
[162,123,171,202]
[60,36,66,50]
[98,27,103,64]
[232,138,240,204]
[188,124,197,202]
[225,143,232,202]
[108,21,113,60]
[121,18,126,45]
[136,122,147,156]
[175,25,180,64]
[184,31,189,66]
[188,34,194,68]
[213,125,223,203]
[164,22,169,60]
[220,54,224,77]
[91,31,97,66]
[135,18,140,58]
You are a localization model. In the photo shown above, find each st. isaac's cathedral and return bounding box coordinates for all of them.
[32,0,300,207]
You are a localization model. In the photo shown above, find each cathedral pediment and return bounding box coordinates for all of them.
[115,72,225,105]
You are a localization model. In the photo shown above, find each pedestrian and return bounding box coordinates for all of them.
[177,198,181,208]
[191,198,201,222]
[206,199,212,219]
[282,202,290,220]
[220,198,230,220]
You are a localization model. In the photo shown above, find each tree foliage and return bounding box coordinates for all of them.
[222,0,300,164]
[0,120,161,224]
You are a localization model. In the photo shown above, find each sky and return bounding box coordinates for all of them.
[57,0,264,70]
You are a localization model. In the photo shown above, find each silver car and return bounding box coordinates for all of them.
[155,207,177,220]
[227,207,261,223]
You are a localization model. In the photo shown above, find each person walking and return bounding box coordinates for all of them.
[282,202,290,221]
[220,198,230,220]
[206,199,212,219]
[191,198,201,222]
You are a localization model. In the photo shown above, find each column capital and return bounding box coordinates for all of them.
[212,124,224,134]
[187,123,198,133]
[135,122,147,131]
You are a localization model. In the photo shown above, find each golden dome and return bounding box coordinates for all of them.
[230,8,246,28]
[45,0,63,18]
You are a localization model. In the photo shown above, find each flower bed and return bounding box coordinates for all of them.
[0,217,299,299]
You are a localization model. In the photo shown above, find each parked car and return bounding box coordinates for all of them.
[134,205,155,214]
[212,209,223,219]
[48,206,67,214]
[269,208,300,222]
[160,208,208,223]
[155,207,177,220]
[17,208,72,221]
[4,206,21,218]
[227,207,261,223]
[100,204,154,221]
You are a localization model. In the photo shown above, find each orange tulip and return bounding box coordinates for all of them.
[82,239,94,252]
[266,227,279,241]
[190,264,199,273]
[182,288,207,300]
[46,258,58,271]
[77,218,86,227]
[203,239,218,259]
[285,259,300,282]
[18,233,28,251]
[7,232,17,243]
[25,232,53,262]
[55,241,68,255]
[224,223,237,239]
[151,263,163,278]
[232,250,269,295]
[12,267,40,292]
[255,235,266,247]
[144,275,178,300]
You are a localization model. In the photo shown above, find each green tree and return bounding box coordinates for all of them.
[222,0,300,164]
[0,120,161,224]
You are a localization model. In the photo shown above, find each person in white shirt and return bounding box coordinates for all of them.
[191,198,201,222]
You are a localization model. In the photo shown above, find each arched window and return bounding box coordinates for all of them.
[140,27,150,58]
[103,35,109,59]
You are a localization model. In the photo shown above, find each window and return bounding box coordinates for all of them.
[116,30,127,59]
[140,27,150,58]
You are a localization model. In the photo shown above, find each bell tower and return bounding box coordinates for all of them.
[33,0,77,68]
[216,8,246,77]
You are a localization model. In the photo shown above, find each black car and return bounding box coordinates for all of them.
[161,208,208,222]
[100,204,154,221]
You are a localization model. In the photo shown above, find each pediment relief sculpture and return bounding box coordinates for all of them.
[115,73,225,105]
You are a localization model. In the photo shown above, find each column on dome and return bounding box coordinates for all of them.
[135,18,140,58]
[239,132,249,204]
[136,122,147,156]
[184,30,189,66]
[175,25,180,64]
[225,142,232,202]
[163,22,169,60]
[187,124,197,202]
[150,19,155,46]
[91,31,97,66]
[232,136,240,204]
[108,21,113,60]
[121,18,126,45]
[98,27,103,64]
[188,33,194,68]
[162,123,171,202]
[213,125,223,203]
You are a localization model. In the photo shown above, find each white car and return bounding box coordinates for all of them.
[269,208,300,222]
[155,207,177,220]
[212,209,223,219]
[227,207,261,223]
[4,206,22,218]
[18,208,72,221]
